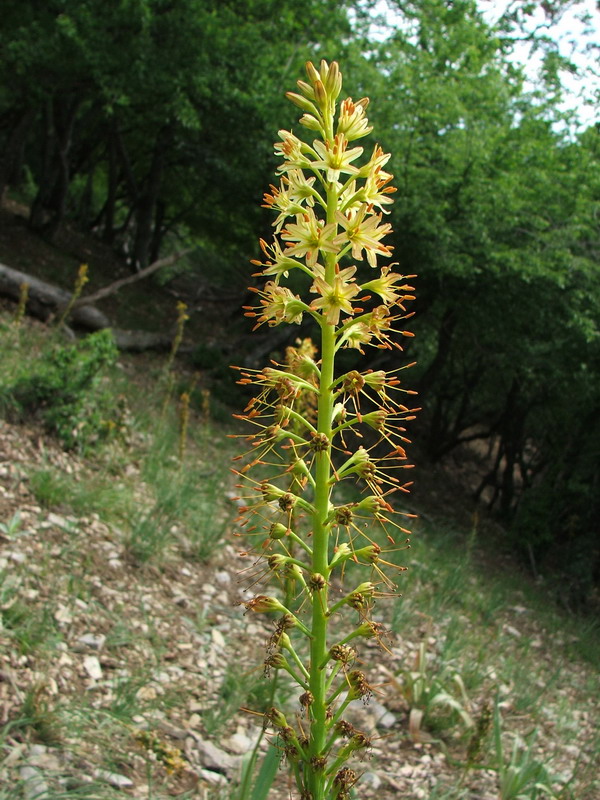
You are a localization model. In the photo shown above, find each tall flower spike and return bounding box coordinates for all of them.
[235,60,417,800]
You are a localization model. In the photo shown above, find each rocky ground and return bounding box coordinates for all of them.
[1,411,599,800]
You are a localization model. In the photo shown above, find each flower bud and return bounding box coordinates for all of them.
[269,522,289,540]
[332,402,346,422]
[265,706,288,730]
[300,113,323,132]
[356,494,388,515]
[286,91,319,116]
[244,595,288,614]
[330,543,352,565]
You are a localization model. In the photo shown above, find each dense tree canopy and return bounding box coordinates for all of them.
[0,0,598,601]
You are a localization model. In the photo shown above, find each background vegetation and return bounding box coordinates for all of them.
[0,2,599,794]
[0,2,598,594]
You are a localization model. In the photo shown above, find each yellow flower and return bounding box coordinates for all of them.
[361,267,414,306]
[357,144,392,178]
[245,281,306,328]
[251,237,306,282]
[262,182,304,232]
[284,169,317,207]
[310,265,360,326]
[275,130,313,171]
[281,209,338,267]
[334,204,393,267]
[263,170,318,232]
[312,135,363,183]
[337,97,373,141]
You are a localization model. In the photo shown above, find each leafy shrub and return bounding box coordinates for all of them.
[2,329,122,451]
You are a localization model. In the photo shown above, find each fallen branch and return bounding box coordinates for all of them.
[71,248,193,309]
[0,262,109,329]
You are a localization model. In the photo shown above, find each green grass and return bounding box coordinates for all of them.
[1,313,599,799]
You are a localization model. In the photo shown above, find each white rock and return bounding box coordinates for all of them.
[77,633,106,651]
[200,768,228,786]
[54,604,73,624]
[370,699,397,729]
[215,570,231,585]
[362,771,382,790]
[20,766,49,799]
[94,769,133,788]
[224,731,255,754]
[194,737,242,773]
[83,655,103,681]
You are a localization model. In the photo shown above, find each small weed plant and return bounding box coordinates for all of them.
[232,60,418,799]
[392,640,474,739]
[492,701,558,800]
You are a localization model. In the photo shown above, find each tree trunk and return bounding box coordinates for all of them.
[29,100,55,231]
[132,129,168,270]
[0,107,36,201]
[29,96,80,239]
[102,126,119,243]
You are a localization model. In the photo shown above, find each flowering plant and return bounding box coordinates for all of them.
[232,60,418,800]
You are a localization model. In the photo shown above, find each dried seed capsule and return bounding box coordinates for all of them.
[309,431,329,452]
[330,644,356,664]
[264,652,288,677]
[346,669,372,702]
[308,573,326,591]
[334,506,354,526]
[265,707,288,730]
[341,370,365,395]
[243,595,287,614]
[279,492,297,512]
[335,720,356,738]
[299,691,314,707]
[333,767,358,798]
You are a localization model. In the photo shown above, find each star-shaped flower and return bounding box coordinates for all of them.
[312,135,364,183]
[281,209,338,267]
[310,265,360,326]
[334,204,393,267]
[361,267,415,306]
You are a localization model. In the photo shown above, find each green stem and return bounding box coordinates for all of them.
[307,146,338,798]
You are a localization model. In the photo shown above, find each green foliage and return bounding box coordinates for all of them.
[125,422,234,564]
[492,702,558,800]
[2,329,121,451]
[14,684,63,746]
[0,0,353,267]
[393,641,474,737]
[357,0,600,599]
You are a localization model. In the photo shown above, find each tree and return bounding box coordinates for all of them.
[357,0,600,598]
[0,0,353,268]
